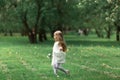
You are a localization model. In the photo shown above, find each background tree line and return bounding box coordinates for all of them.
[0,0,120,43]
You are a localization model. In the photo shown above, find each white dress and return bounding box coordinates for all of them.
[51,41,66,66]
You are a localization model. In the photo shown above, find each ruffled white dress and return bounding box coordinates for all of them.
[51,41,66,66]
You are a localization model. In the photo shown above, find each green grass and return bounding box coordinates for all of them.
[0,34,120,80]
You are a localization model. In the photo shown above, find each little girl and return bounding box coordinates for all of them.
[51,30,69,77]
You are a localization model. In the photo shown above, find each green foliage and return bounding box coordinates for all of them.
[0,0,81,32]
[0,0,120,39]
[0,0,5,8]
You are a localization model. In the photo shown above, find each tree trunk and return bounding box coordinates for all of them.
[106,26,111,39]
[9,30,13,36]
[95,29,103,38]
[39,29,47,42]
[83,28,89,36]
[114,22,120,41]
[106,30,110,39]
[116,28,119,41]
[21,10,37,43]
[28,30,37,43]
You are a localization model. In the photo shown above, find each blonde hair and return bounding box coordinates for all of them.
[54,30,67,52]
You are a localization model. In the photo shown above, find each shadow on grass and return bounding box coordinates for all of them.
[66,40,120,47]
[0,36,119,48]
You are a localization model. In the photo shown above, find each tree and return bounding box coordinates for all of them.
[17,0,48,43]
[0,0,21,36]
[103,0,120,41]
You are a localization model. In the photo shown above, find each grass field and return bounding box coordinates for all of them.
[0,34,120,80]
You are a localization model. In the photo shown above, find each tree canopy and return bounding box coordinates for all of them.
[0,0,120,42]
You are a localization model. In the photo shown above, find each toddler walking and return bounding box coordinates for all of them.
[51,30,70,77]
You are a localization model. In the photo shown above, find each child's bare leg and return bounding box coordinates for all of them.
[57,63,69,74]
[53,68,57,75]
[53,64,59,77]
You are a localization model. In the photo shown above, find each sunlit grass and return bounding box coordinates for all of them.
[0,34,120,80]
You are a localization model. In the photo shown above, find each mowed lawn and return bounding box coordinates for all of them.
[0,34,120,80]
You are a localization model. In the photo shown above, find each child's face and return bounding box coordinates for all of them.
[54,32,59,41]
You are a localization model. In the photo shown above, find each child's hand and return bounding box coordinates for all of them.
[47,53,51,58]
[59,46,63,51]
